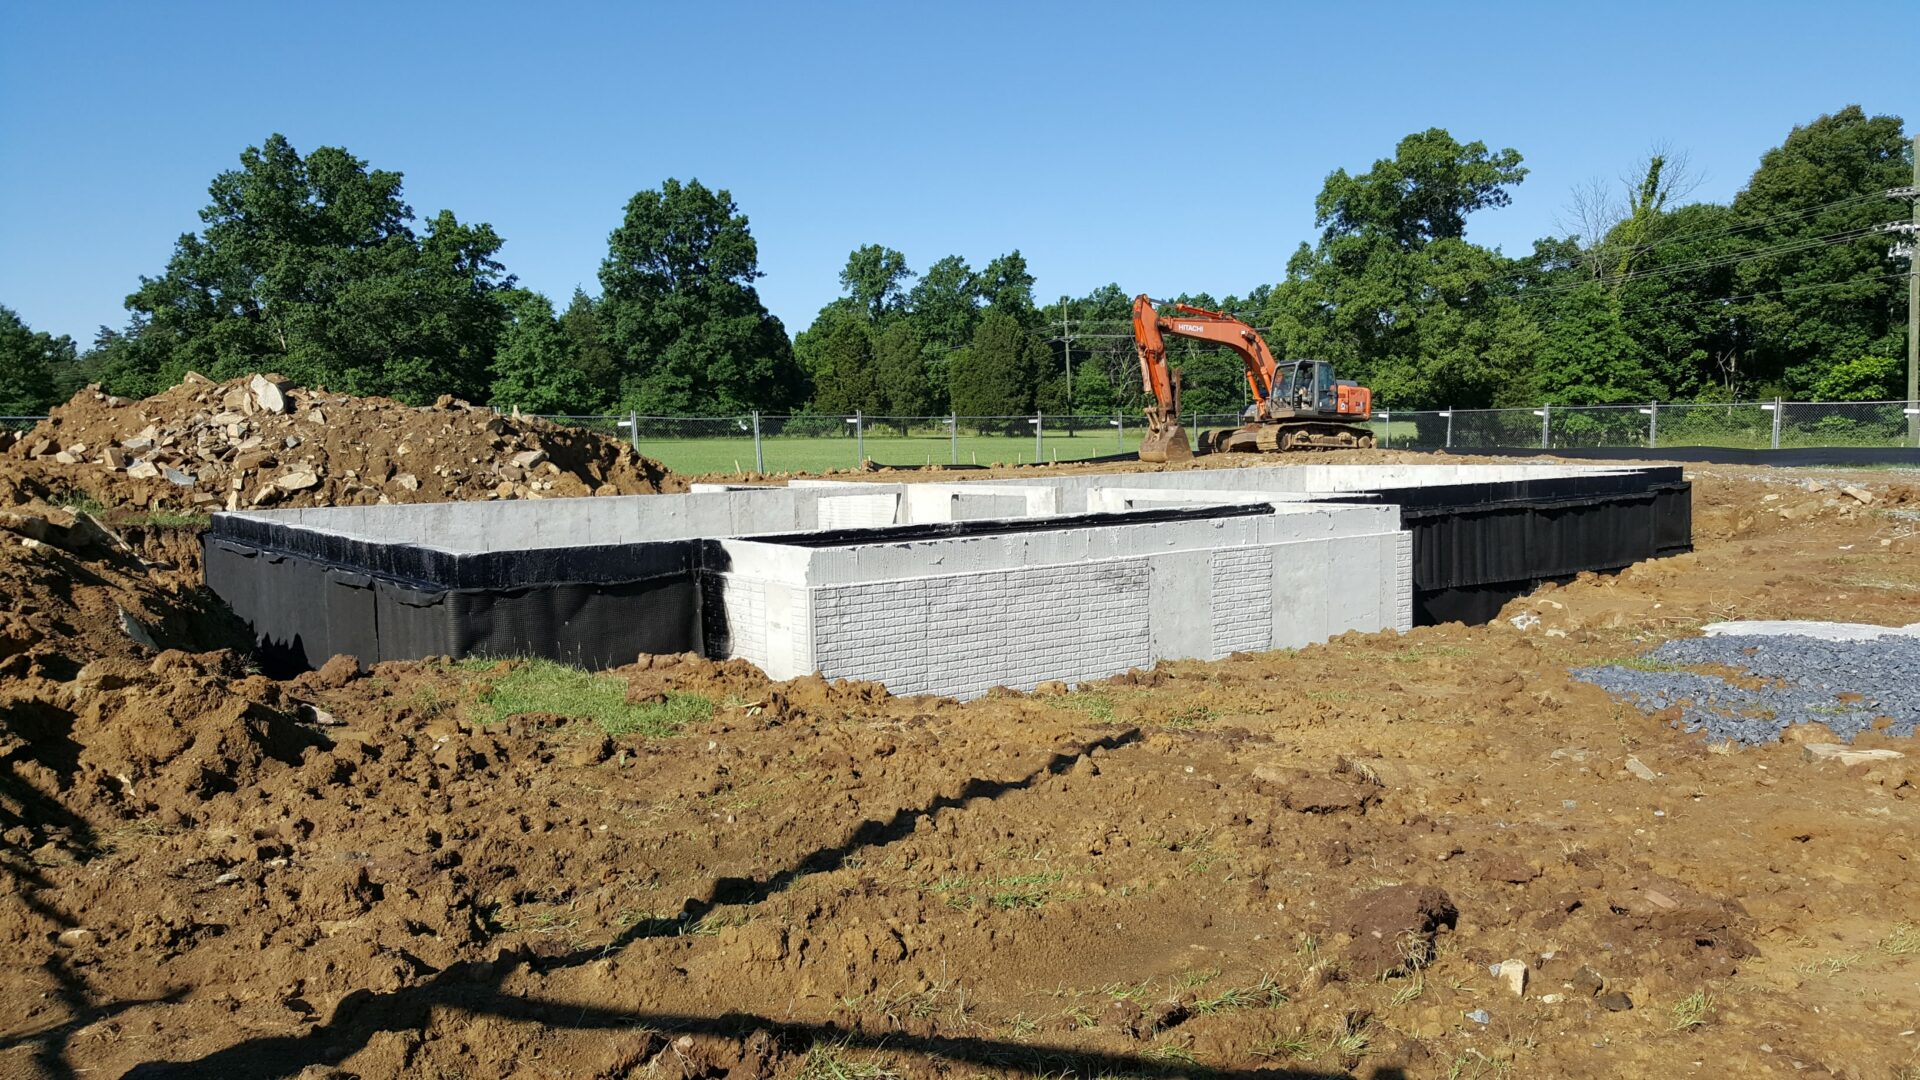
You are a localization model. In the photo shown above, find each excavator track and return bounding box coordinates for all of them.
[1208,420,1374,454]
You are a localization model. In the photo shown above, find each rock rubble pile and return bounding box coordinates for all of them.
[4,373,675,509]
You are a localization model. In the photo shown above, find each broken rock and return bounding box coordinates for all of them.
[250,373,289,414]
[1494,959,1528,996]
[276,469,321,492]
[1802,743,1904,766]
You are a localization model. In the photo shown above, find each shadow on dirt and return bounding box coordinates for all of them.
[105,725,1381,1080]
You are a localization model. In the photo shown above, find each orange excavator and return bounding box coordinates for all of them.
[1131,293,1374,462]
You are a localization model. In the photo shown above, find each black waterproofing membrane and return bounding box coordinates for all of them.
[1323,467,1693,624]
[204,516,698,676]
[205,470,1690,673]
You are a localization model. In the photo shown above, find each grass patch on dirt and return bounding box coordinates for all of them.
[1391,644,1474,664]
[1669,990,1714,1031]
[797,1041,898,1080]
[1192,974,1288,1013]
[1604,654,1700,674]
[1880,923,1920,956]
[1051,692,1115,722]
[930,869,1067,911]
[460,658,710,736]
[58,495,210,530]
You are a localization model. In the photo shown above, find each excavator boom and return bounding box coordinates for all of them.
[1130,295,1193,462]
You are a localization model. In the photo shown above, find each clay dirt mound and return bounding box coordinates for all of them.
[0,506,305,856]
[3,373,679,511]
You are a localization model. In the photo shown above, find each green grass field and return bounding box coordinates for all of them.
[636,427,1151,475]
[609,413,1914,475]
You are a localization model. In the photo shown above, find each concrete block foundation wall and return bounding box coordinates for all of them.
[702,505,1412,700]
[205,462,1687,699]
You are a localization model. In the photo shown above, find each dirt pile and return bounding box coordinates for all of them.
[3,374,678,511]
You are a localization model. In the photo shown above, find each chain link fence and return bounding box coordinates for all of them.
[1360,400,1920,453]
[8,400,1916,473]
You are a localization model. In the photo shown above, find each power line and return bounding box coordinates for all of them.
[1525,224,1891,296]
[1581,191,1886,261]
[1613,271,1910,318]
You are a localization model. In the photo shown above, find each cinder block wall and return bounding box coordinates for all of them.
[705,507,1411,700]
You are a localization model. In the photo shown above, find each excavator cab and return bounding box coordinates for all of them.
[1274,360,1371,421]
[1274,361,1335,413]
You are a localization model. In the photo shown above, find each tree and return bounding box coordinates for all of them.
[839,245,914,322]
[1316,128,1528,249]
[487,290,597,414]
[1812,354,1902,401]
[977,251,1037,320]
[599,178,804,414]
[1070,355,1117,416]
[1611,202,1745,399]
[794,303,876,415]
[949,309,1042,419]
[1559,148,1702,282]
[1262,130,1535,409]
[909,256,982,351]
[94,134,512,403]
[1043,284,1138,415]
[0,305,69,414]
[906,255,982,410]
[1727,106,1910,395]
[557,288,619,408]
[1535,283,1658,404]
[871,320,932,418]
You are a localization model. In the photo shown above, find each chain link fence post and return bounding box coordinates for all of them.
[751,411,763,475]
[1539,404,1550,449]
[852,411,863,466]
[1769,398,1782,449]
[1444,408,1453,449]
[1647,402,1658,449]
[1032,412,1043,463]
[1115,410,1124,451]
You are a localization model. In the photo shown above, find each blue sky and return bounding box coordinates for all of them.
[1,0,1912,344]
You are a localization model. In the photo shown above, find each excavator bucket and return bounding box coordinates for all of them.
[1138,423,1193,463]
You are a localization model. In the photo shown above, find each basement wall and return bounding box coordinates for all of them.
[205,462,1689,691]
[702,503,1411,700]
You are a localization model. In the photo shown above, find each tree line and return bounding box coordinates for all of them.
[1,106,1910,421]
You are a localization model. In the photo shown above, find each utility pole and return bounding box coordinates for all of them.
[1908,136,1918,444]
[1060,295,1073,409]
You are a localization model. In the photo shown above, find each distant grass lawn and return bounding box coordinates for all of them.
[636,426,1150,475]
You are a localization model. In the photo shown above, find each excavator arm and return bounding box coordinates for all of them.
[1131,294,1284,462]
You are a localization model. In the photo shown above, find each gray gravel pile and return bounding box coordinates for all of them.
[1574,634,1920,745]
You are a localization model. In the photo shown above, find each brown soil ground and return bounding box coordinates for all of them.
[1,376,677,512]
[1,445,1917,1079]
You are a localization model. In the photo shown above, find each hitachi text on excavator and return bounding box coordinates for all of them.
[1130,294,1375,462]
